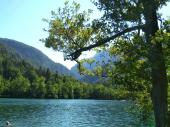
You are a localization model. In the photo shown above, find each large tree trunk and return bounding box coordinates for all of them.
[143,1,168,127]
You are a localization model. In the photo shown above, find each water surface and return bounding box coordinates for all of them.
[0,99,146,127]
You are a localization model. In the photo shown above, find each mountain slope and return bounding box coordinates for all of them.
[0,38,70,75]
[71,51,117,83]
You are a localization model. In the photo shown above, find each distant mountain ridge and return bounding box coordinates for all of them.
[0,38,70,75]
[71,51,117,83]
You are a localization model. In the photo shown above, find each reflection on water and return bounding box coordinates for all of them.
[0,99,148,127]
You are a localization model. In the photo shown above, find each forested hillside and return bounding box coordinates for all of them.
[0,38,70,75]
[0,43,129,99]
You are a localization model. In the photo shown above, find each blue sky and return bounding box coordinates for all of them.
[0,0,170,69]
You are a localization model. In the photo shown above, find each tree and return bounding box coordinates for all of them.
[10,74,30,97]
[31,77,46,98]
[46,83,59,98]
[0,76,5,95]
[24,67,38,83]
[42,1,170,126]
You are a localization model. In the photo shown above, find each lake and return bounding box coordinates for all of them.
[0,99,151,127]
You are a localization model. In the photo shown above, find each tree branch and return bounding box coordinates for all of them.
[68,25,144,60]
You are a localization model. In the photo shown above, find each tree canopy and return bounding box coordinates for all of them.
[42,0,170,126]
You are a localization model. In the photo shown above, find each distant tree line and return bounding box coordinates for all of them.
[0,44,130,99]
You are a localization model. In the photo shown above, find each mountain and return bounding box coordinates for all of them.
[0,38,70,75]
[71,51,117,83]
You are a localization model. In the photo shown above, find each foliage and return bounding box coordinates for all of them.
[0,43,130,99]
[9,75,30,97]
[130,92,154,126]
[41,1,105,60]
[0,76,5,95]
[168,84,170,126]
[42,1,170,126]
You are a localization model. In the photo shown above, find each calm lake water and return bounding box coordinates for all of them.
[0,99,151,127]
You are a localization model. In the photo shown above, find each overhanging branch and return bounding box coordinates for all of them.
[68,25,144,60]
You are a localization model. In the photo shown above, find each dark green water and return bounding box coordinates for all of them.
[0,99,150,127]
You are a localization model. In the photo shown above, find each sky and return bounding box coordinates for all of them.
[0,0,170,69]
